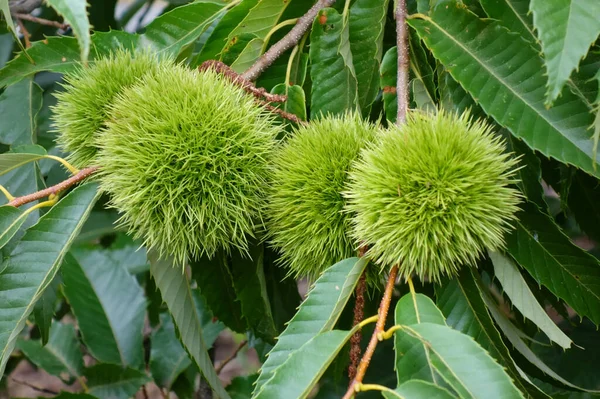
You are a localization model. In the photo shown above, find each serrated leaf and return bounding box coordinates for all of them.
[506,200,600,325]
[410,32,437,112]
[253,257,367,394]
[382,380,457,399]
[45,0,90,63]
[481,286,599,393]
[506,135,546,209]
[150,313,192,389]
[0,0,29,58]
[530,0,600,104]
[62,250,146,369]
[0,206,27,250]
[0,144,46,176]
[33,274,61,345]
[380,46,398,123]
[480,0,534,41]
[310,8,358,118]
[230,38,264,73]
[394,292,446,385]
[0,182,99,378]
[400,323,525,399]
[348,0,389,112]
[253,330,354,399]
[17,321,84,382]
[0,78,43,146]
[490,250,572,349]
[271,83,307,120]
[191,289,225,348]
[436,269,549,399]
[149,253,230,399]
[228,374,257,399]
[228,0,289,40]
[408,2,599,178]
[567,170,600,243]
[85,364,150,399]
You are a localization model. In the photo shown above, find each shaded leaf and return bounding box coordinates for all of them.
[17,321,84,382]
[62,250,146,369]
[228,375,257,399]
[530,0,600,104]
[506,135,546,209]
[0,144,46,176]
[310,8,358,118]
[85,364,150,399]
[150,253,230,399]
[490,250,572,349]
[408,2,598,178]
[150,313,191,389]
[567,169,600,243]
[253,257,367,394]
[506,200,600,325]
[228,0,289,40]
[480,0,534,41]
[230,37,263,73]
[0,206,27,250]
[45,0,90,63]
[0,78,43,146]
[33,274,61,346]
[191,289,226,348]
[271,83,307,121]
[0,182,99,378]
[380,46,397,123]
[382,380,457,399]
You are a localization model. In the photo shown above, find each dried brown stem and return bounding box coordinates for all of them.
[348,271,366,382]
[343,265,398,399]
[8,166,98,207]
[241,0,336,81]
[259,100,306,125]
[395,0,409,124]
[14,12,67,29]
[10,377,58,395]
[199,60,287,103]
[216,340,248,375]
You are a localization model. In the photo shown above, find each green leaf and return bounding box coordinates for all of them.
[0,0,16,39]
[480,0,534,41]
[382,380,457,399]
[62,250,146,369]
[228,375,257,399]
[271,83,307,121]
[150,313,192,389]
[230,244,277,343]
[191,289,226,348]
[436,269,549,399]
[51,393,98,399]
[191,0,259,67]
[506,200,600,325]
[401,323,525,399]
[506,135,546,209]
[0,206,28,250]
[0,182,99,378]
[530,0,600,104]
[85,364,150,399]
[228,0,290,40]
[489,250,572,349]
[253,257,367,394]
[150,253,230,399]
[410,32,437,112]
[230,38,264,73]
[380,46,398,123]
[0,144,46,176]
[33,274,61,346]
[191,251,246,333]
[0,78,43,145]
[394,292,446,385]
[309,8,358,118]
[45,0,91,63]
[253,330,354,399]
[17,321,84,382]
[348,0,389,112]
[566,169,600,243]
[438,69,485,119]
[408,2,599,178]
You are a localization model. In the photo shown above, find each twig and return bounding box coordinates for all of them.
[8,166,98,207]
[215,340,248,375]
[15,18,31,48]
[199,60,287,103]
[395,0,409,124]
[142,384,150,399]
[259,100,306,125]
[10,377,58,395]
[14,13,68,30]
[241,0,336,81]
[343,265,399,399]
[348,271,366,382]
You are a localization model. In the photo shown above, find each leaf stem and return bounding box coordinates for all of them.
[216,340,248,374]
[262,18,299,54]
[0,185,15,202]
[45,155,80,175]
[356,383,397,394]
[342,265,399,399]
[378,325,402,340]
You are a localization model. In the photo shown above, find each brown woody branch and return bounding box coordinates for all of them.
[8,166,98,207]
[14,12,68,30]
[241,0,336,82]
[216,340,248,374]
[395,0,409,124]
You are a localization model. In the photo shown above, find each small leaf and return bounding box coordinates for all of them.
[382,380,457,399]
[150,313,192,389]
[33,274,61,346]
[0,182,99,378]
[480,0,535,41]
[62,250,146,369]
[380,46,398,123]
[310,8,358,118]
[0,78,43,146]
[17,321,84,382]
[191,289,226,348]
[490,250,572,349]
[271,83,307,121]
[530,0,600,104]
[253,330,354,399]
[567,170,600,243]
[253,257,367,394]
[150,253,230,399]
[506,200,600,325]
[506,135,546,209]
[409,31,437,112]
[45,0,91,63]
[401,323,525,399]
[228,0,290,40]
[230,38,264,73]
[0,144,46,176]
[0,206,28,250]
[85,364,150,399]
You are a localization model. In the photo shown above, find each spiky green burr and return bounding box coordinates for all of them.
[345,110,521,282]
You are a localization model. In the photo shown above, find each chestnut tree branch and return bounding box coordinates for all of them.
[241,0,336,81]
[395,0,409,124]
[14,12,67,29]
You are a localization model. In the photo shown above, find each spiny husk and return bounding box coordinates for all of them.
[52,50,170,168]
[96,64,282,266]
[267,113,379,280]
[345,110,521,282]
